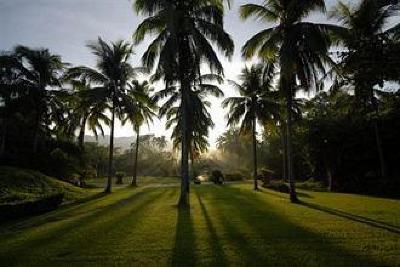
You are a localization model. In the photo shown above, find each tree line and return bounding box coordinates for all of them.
[1,0,399,207]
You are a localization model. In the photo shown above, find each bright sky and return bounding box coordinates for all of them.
[0,0,339,147]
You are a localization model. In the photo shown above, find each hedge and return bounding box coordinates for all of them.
[0,193,64,221]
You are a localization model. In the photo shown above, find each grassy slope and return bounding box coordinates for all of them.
[0,167,95,204]
[0,183,399,266]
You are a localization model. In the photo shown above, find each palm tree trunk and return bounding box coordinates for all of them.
[373,117,386,178]
[177,31,191,208]
[252,117,258,190]
[280,123,287,181]
[190,156,194,180]
[131,125,140,187]
[0,118,7,158]
[369,87,386,178]
[78,114,89,148]
[323,145,333,191]
[286,88,298,203]
[105,98,115,193]
[179,88,190,208]
[32,114,40,153]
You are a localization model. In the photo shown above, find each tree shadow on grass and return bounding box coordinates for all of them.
[299,201,400,235]
[195,190,228,267]
[0,188,165,259]
[0,192,108,233]
[171,206,196,266]
[209,186,384,267]
[258,187,313,199]
[45,189,170,263]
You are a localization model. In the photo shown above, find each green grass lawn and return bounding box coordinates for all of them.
[0,183,399,266]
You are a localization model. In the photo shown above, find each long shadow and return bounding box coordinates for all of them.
[258,187,313,199]
[0,191,114,232]
[209,185,384,267]
[299,201,400,235]
[171,206,196,266]
[46,189,169,262]
[194,190,228,267]
[0,188,162,256]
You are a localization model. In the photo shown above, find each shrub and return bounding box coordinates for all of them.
[262,180,290,193]
[210,170,224,184]
[115,172,125,184]
[224,173,244,181]
[0,193,64,221]
[296,178,327,191]
[259,169,275,185]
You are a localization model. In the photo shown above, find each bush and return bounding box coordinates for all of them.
[0,193,64,221]
[296,178,327,192]
[210,170,224,184]
[224,173,244,181]
[115,171,125,184]
[259,169,275,184]
[262,180,290,193]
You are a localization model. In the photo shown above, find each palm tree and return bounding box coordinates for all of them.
[216,128,242,153]
[65,79,110,148]
[66,38,136,193]
[330,0,400,178]
[156,73,224,185]
[223,63,279,190]
[153,136,168,151]
[1,46,67,153]
[134,0,233,207]
[121,80,156,187]
[240,0,339,202]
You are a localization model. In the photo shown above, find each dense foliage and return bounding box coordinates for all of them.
[0,0,399,202]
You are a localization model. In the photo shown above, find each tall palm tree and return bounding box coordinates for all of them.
[240,0,339,202]
[159,75,223,151]
[223,63,279,190]
[330,0,400,178]
[67,38,136,193]
[156,73,224,185]
[121,80,156,187]
[134,0,233,207]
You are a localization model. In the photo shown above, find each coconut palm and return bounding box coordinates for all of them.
[64,80,110,148]
[240,0,339,202]
[0,46,67,153]
[222,63,279,190]
[330,0,400,178]
[66,37,135,193]
[134,0,233,207]
[121,80,156,187]
[156,73,224,183]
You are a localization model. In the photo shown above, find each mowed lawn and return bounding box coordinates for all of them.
[1,183,400,267]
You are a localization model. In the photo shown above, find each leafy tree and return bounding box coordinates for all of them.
[240,0,339,202]
[223,63,279,190]
[134,0,234,207]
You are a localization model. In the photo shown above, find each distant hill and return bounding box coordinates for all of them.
[84,135,134,151]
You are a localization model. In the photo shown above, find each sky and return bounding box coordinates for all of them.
[0,0,340,147]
